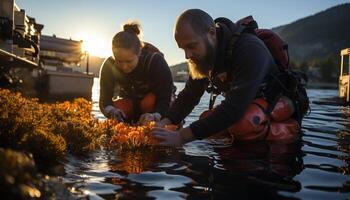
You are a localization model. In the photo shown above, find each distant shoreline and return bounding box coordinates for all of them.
[307,81,337,89]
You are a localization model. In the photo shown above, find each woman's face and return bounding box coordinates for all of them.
[113,48,140,73]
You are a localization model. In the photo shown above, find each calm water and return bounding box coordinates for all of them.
[63,78,350,200]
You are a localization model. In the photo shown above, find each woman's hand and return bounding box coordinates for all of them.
[104,105,126,122]
[138,112,161,125]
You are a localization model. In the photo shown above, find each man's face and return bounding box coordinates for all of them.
[175,21,216,79]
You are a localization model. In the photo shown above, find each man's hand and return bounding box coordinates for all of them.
[104,105,126,122]
[155,117,172,128]
[138,112,162,125]
[151,126,195,147]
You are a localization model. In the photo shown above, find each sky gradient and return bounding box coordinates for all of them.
[16,0,350,65]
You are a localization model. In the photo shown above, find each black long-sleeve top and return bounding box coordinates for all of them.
[164,22,278,139]
[99,49,173,119]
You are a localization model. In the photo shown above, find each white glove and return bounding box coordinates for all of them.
[104,105,126,122]
[138,112,162,125]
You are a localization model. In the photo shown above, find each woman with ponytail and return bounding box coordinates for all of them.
[99,22,173,124]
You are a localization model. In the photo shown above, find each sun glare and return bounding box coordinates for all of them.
[75,32,111,58]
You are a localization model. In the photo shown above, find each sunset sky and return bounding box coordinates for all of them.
[16,0,350,65]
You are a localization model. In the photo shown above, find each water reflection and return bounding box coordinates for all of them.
[108,148,179,174]
[62,81,350,200]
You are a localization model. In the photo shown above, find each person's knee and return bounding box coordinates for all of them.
[140,92,156,113]
[113,98,133,119]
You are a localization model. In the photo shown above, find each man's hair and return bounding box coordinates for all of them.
[175,9,215,35]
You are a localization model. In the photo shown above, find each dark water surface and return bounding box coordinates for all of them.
[63,79,350,200]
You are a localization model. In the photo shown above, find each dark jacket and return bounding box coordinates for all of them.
[164,20,279,139]
[99,49,173,120]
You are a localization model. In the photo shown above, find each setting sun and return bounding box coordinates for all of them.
[75,31,111,58]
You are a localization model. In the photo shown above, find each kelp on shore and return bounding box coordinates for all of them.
[0,88,173,165]
[0,88,115,164]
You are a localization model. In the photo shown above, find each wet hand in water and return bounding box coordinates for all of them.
[151,126,194,147]
[138,112,161,125]
[151,127,183,146]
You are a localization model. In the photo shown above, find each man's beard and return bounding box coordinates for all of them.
[188,38,216,80]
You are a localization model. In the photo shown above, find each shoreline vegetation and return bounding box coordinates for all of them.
[0,88,174,199]
[0,88,169,164]
[0,89,109,165]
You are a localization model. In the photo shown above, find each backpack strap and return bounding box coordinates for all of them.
[224,19,258,66]
[225,27,245,63]
[263,72,287,115]
[145,52,159,74]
